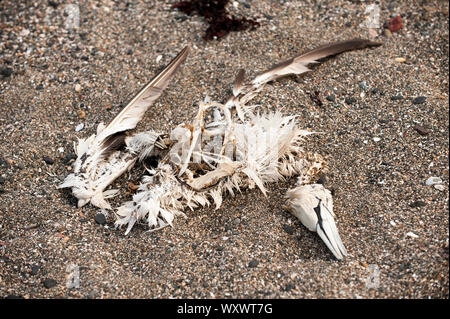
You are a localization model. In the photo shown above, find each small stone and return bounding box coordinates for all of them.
[42,156,54,165]
[48,1,59,8]
[406,232,419,239]
[409,201,426,208]
[94,213,106,225]
[30,265,40,275]
[390,221,396,226]
[395,57,406,63]
[359,81,368,90]
[373,137,381,142]
[104,103,112,110]
[413,125,430,136]
[390,95,403,101]
[412,96,426,104]
[20,29,30,37]
[425,176,442,186]
[387,16,402,32]
[43,278,57,289]
[434,184,445,191]
[74,84,82,92]
[77,109,86,119]
[36,84,44,90]
[345,97,356,105]
[326,94,335,102]
[75,123,84,132]
[248,259,259,268]
[0,66,13,78]
[283,283,295,291]
[156,55,162,63]
[282,224,294,235]
[383,29,392,37]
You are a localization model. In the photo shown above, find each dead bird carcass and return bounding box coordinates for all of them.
[58,39,381,260]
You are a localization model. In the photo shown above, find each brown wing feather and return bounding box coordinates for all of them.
[105,46,190,133]
[253,39,381,85]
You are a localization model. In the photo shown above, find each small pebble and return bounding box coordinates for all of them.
[30,265,40,275]
[406,232,419,239]
[0,66,13,78]
[282,224,294,235]
[425,176,442,186]
[94,213,106,225]
[43,278,57,289]
[373,137,381,142]
[395,57,406,63]
[156,55,162,63]
[359,81,368,90]
[283,283,295,291]
[412,96,426,104]
[74,84,82,92]
[434,184,445,191]
[248,259,259,268]
[391,95,403,101]
[42,156,54,165]
[326,94,335,102]
[75,123,84,132]
[383,29,392,37]
[345,97,356,105]
[413,125,430,136]
[387,16,402,32]
[77,109,86,119]
[48,1,59,8]
[409,201,426,208]
[36,84,44,90]
[390,221,396,226]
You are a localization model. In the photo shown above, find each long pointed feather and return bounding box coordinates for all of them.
[253,39,381,85]
[103,46,189,138]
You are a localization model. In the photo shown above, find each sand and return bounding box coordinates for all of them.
[0,0,448,298]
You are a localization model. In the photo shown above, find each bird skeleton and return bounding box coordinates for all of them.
[58,39,381,260]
